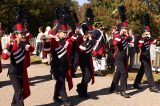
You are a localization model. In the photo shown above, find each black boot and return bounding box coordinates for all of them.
[109,82,117,93]
[76,84,83,97]
[120,91,130,98]
[133,84,142,89]
[53,96,62,103]
[82,85,90,98]
[109,90,119,94]
[149,86,160,93]
[53,85,61,102]
[62,101,72,106]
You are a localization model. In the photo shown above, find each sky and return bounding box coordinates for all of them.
[77,0,90,6]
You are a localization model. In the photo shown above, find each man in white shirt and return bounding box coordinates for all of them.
[128,29,135,71]
[36,27,44,56]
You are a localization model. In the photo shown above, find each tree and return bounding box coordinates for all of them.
[0,0,78,35]
[90,0,160,37]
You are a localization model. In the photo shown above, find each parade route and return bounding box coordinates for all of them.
[0,59,160,106]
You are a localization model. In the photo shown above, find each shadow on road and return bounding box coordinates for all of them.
[0,80,11,88]
[2,64,9,70]
[36,81,160,106]
[37,87,111,106]
[127,84,148,96]
[29,74,52,86]
[0,74,52,88]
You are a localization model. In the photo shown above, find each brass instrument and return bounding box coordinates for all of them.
[97,2,124,28]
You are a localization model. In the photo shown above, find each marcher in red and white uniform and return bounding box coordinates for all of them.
[50,23,74,106]
[133,14,159,92]
[76,23,95,98]
[92,23,107,76]
[2,23,34,106]
[110,6,132,98]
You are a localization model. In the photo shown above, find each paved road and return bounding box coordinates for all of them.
[0,59,160,106]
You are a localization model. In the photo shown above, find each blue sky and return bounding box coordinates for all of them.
[77,0,89,6]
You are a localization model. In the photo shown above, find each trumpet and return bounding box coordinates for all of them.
[97,2,124,28]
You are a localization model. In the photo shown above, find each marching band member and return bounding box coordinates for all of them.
[68,11,82,77]
[92,23,107,76]
[110,6,132,98]
[76,8,95,98]
[133,14,159,92]
[50,23,73,106]
[49,6,76,106]
[2,23,34,106]
[76,23,95,98]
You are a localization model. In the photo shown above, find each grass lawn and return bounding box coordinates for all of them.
[30,55,41,63]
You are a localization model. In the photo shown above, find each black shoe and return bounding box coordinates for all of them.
[53,96,62,103]
[76,88,81,96]
[149,86,160,93]
[113,91,119,94]
[76,84,83,97]
[63,101,72,106]
[79,94,90,98]
[109,89,119,94]
[94,71,102,76]
[76,89,89,98]
[133,84,142,89]
[76,88,83,97]
[120,91,130,98]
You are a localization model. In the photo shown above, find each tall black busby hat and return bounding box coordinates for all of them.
[12,4,27,34]
[143,14,151,32]
[72,10,80,29]
[118,6,128,29]
[55,6,69,32]
[85,8,94,32]
[81,23,89,34]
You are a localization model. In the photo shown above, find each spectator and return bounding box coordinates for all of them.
[36,27,44,56]
[128,29,135,71]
